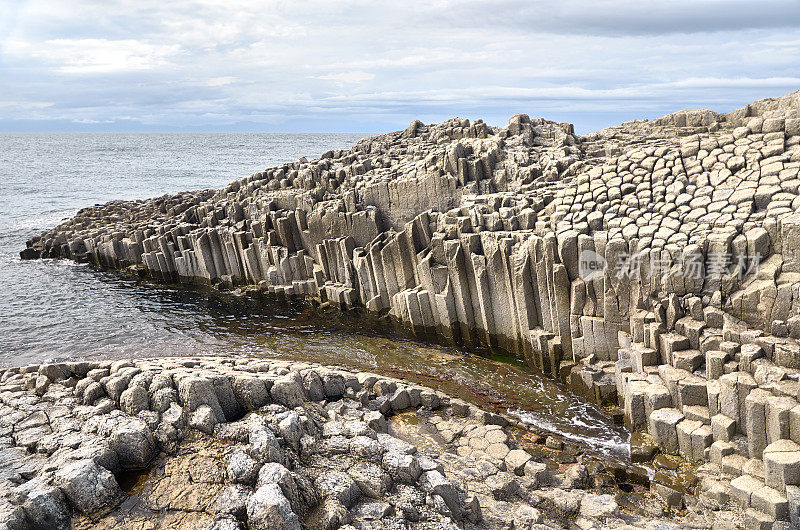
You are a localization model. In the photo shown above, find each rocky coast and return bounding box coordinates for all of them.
[0,356,739,529]
[18,90,800,527]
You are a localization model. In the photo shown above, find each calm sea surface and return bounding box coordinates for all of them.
[0,133,628,458]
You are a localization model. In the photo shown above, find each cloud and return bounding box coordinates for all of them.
[5,38,181,73]
[0,0,798,132]
[314,71,375,86]
[205,76,237,86]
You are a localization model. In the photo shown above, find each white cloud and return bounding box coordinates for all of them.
[0,0,798,131]
[0,101,54,109]
[205,76,237,86]
[5,38,181,73]
[315,71,375,86]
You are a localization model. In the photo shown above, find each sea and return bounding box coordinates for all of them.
[0,133,629,458]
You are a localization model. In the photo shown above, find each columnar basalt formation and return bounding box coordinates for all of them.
[22,91,800,525]
[0,357,706,529]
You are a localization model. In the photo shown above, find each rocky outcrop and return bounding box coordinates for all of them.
[0,356,711,529]
[20,90,800,525]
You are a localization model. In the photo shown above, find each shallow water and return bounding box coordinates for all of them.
[0,133,630,460]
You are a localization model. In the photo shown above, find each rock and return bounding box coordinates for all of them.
[191,405,218,434]
[107,417,155,469]
[120,386,150,416]
[55,459,123,516]
[249,424,282,464]
[206,514,245,530]
[270,376,306,408]
[504,449,532,476]
[513,504,542,528]
[382,451,421,484]
[563,463,590,489]
[579,494,619,518]
[349,462,392,498]
[246,483,301,530]
[315,470,361,508]
[227,448,260,486]
[216,484,252,520]
[21,485,69,529]
[420,470,461,520]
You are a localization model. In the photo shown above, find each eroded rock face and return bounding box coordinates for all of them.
[0,356,719,529]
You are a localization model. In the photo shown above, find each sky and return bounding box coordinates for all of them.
[1,0,799,134]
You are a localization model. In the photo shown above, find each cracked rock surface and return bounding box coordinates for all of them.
[0,356,738,529]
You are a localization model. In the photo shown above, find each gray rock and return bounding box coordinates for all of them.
[315,470,361,508]
[246,483,301,530]
[382,451,421,484]
[249,424,282,464]
[107,417,155,469]
[120,386,150,416]
[348,461,392,498]
[579,493,619,518]
[55,459,123,515]
[22,485,69,529]
[205,514,245,530]
[215,484,252,520]
[269,376,306,408]
[150,387,178,413]
[190,404,218,434]
[227,448,260,486]
[419,470,461,520]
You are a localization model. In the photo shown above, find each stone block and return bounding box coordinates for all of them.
[741,344,765,373]
[730,474,764,507]
[710,440,736,467]
[751,485,789,521]
[712,414,737,442]
[644,384,672,418]
[764,439,800,492]
[624,380,649,431]
[767,396,796,445]
[746,389,770,460]
[722,453,748,477]
[630,346,658,373]
[673,349,704,373]
[649,408,684,453]
[683,405,710,424]
[706,350,729,380]
[786,485,800,528]
[677,419,703,461]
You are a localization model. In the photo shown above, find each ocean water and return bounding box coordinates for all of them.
[0,133,629,458]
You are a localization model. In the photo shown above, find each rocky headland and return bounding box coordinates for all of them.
[17,91,800,527]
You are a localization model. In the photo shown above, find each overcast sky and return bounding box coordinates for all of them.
[1,0,799,134]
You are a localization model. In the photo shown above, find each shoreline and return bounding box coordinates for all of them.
[0,355,734,529]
